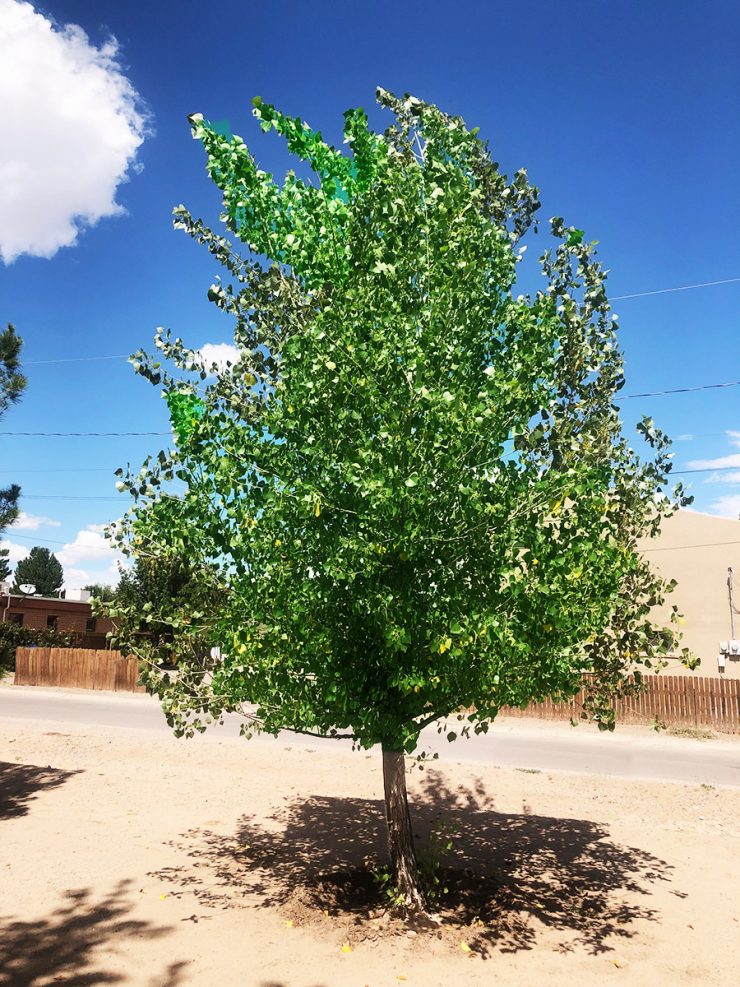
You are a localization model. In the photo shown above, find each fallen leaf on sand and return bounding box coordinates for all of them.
[341,942,352,953]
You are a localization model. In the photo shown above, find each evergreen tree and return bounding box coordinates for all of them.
[0,324,26,581]
[12,547,64,597]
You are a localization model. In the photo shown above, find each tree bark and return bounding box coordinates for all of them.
[381,745,428,914]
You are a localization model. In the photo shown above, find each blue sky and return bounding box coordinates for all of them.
[1,0,739,587]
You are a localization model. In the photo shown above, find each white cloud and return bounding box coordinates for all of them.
[198,342,241,371]
[0,539,29,564]
[0,0,150,263]
[705,471,740,485]
[688,430,740,470]
[57,525,123,567]
[12,511,62,531]
[55,524,126,588]
[676,434,694,442]
[1,525,127,587]
[707,494,740,520]
[688,453,740,470]
[62,562,121,590]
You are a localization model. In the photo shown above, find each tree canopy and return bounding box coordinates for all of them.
[109,90,690,910]
[12,546,64,597]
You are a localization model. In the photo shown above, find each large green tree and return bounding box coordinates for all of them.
[0,323,26,581]
[12,547,64,597]
[110,91,690,913]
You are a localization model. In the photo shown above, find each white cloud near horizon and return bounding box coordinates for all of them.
[0,0,150,263]
[707,494,740,520]
[198,342,241,372]
[12,511,62,531]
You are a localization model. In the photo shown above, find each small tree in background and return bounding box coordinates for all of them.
[0,323,26,580]
[12,546,64,597]
[109,556,222,660]
[110,91,691,913]
[83,583,117,604]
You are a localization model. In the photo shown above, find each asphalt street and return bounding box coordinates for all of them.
[2,684,739,787]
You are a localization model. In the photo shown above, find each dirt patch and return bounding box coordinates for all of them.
[1,722,738,986]
[149,772,672,959]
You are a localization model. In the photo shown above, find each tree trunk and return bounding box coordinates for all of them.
[381,745,428,915]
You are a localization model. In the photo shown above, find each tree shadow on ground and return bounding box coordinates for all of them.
[149,770,675,958]
[0,880,188,986]
[0,759,83,820]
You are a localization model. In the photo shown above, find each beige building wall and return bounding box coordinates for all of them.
[640,510,740,677]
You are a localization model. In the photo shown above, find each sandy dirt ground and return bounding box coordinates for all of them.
[1,718,739,987]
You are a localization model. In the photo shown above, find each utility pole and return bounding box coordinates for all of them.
[730,567,736,640]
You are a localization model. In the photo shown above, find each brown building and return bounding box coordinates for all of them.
[0,589,114,649]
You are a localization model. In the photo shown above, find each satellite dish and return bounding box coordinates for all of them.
[20,583,36,595]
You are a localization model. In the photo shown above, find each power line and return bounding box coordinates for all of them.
[672,466,740,475]
[15,276,740,368]
[1,531,118,554]
[0,431,169,437]
[0,467,117,474]
[19,495,122,502]
[23,354,129,366]
[622,380,740,399]
[643,540,740,553]
[611,277,740,301]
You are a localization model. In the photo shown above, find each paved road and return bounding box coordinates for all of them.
[2,684,739,787]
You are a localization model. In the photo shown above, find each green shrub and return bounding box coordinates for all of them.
[0,623,75,674]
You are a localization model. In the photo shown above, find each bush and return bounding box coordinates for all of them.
[0,623,75,674]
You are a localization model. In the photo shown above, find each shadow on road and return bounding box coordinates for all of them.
[0,759,83,820]
[150,770,674,957]
[0,881,187,986]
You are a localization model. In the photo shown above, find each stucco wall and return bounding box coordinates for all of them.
[641,510,740,677]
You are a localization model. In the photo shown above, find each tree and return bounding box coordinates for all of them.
[12,547,64,597]
[110,91,691,914]
[0,324,26,581]
[83,583,117,604]
[106,557,222,658]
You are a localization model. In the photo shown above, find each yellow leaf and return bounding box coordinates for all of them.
[460,941,471,952]
[314,501,321,517]
[397,977,407,982]
[159,894,167,900]
[284,919,294,928]
[613,960,622,968]
[341,942,352,953]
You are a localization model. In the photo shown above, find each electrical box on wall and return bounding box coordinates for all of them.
[719,640,740,657]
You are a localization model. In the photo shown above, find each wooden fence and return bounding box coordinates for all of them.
[14,648,145,693]
[11,650,740,732]
[502,675,739,733]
